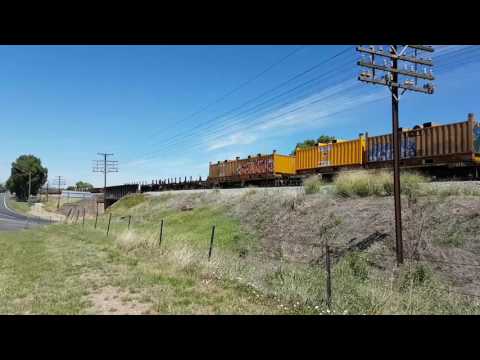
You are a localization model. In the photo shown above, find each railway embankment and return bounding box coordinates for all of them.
[3,172,480,314]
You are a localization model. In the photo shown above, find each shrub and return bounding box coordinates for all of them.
[400,172,427,197]
[399,263,433,291]
[333,170,428,197]
[303,176,325,194]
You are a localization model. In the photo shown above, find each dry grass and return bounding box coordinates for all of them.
[303,175,326,194]
[333,170,427,197]
[4,184,480,314]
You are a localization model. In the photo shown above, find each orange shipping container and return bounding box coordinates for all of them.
[208,152,295,182]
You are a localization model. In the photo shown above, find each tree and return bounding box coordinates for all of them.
[75,181,93,190]
[6,155,48,201]
[291,135,336,155]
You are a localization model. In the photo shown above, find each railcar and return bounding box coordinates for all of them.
[207,151,298,187]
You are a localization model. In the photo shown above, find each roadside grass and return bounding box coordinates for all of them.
[42,196,82,212]
[6,195,82,216]
[0,196,280,314]
[6,197,33,215]
[0,222,281,314]
[3,193,480,314]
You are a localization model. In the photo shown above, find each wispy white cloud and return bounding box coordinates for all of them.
[203,79,386,151]
[207,132,257,151]
[202,45,479,153]
[433,45,473,57]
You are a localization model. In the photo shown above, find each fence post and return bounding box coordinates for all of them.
[325,244,332,310]
[82,208,86,227]
[128,215,132,230]
[94,205,99,229]
[208,225,216,261]
[75,208,80,224]
[65,208,73,224]
[159,219,164,247]
[106,213,112,237]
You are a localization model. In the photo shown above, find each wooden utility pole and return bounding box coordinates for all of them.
[357,45,435,265]
[390,45,403,264]
[93,153,118,211]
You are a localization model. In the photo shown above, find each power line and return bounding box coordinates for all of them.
[145,48,352,150]
[188,81,366,154]
[124,46,353,162]
[130,86,385,172]
[151,57,356,151]
[127,49,355,162]
[137,45,307,147]
[133,45,462,161]
[128,45,467,166]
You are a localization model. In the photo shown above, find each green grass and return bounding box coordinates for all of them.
[0,197,279,314]
[6,197,33,215]
[2,193,479,314]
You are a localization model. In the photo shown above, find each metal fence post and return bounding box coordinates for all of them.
[208,225,216,261]
[325,244,332,310]
[65,208,73,224]
[94,206,99,229]
[159,219,164,247]
[82,208,86,227]
[106,213,112,237]
[128,215,132,230]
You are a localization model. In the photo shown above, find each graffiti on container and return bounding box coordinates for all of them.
[474,123,480,153]
[368,137,416,161]
[319,144,332,167]
[236,158,273,176]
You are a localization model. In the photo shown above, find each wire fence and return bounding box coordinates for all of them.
[62,208,480,309]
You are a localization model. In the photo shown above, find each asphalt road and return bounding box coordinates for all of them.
[0,193,52,231]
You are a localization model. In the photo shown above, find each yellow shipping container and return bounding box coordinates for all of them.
[273,153,296,174]
[295,137,366,172]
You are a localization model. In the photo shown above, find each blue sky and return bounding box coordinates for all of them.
[1,45,479,187]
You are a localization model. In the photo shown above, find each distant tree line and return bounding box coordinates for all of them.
[67,181,94,191]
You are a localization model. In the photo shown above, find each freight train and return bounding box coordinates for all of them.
[206,113,480,187]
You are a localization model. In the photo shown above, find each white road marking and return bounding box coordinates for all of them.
[2,193,23,217]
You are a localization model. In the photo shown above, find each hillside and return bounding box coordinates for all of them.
[2,173,480,314]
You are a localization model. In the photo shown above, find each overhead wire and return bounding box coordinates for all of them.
[136,60,359,160]
[130,45,475,167]
[124,46,354,162]
[143,45,307,143]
